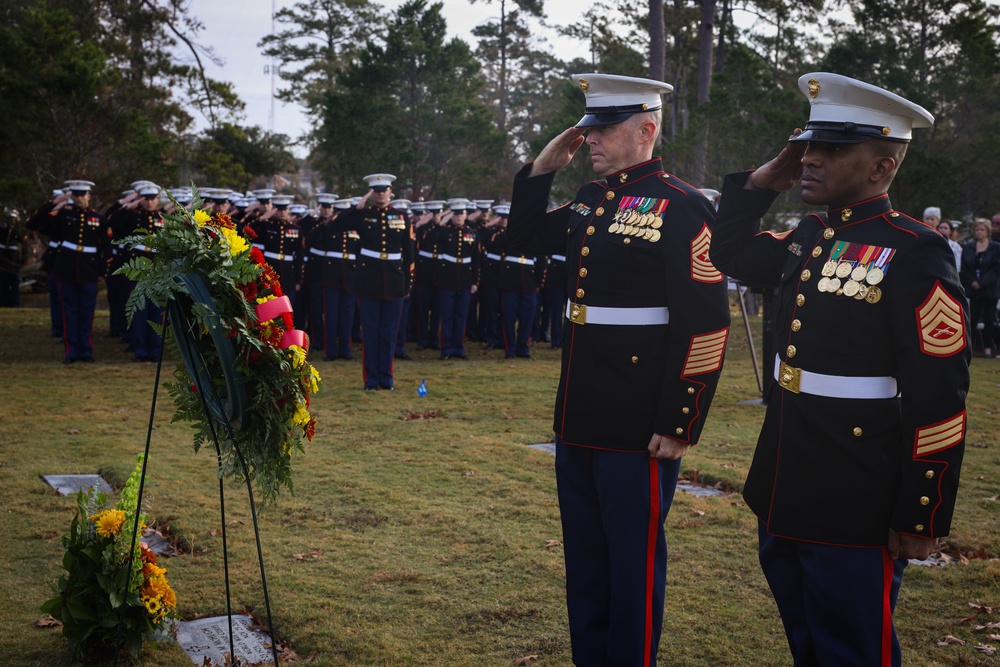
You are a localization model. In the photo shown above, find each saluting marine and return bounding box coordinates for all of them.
[330,173,414,390]
[433,198,480,359]
[247,194,302,308]
[506,73,731,666]
[710,73,969,667]
[27,180,111,363]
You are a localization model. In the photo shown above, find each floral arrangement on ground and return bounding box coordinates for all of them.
[42,455,178,661]
[116,197,320,504]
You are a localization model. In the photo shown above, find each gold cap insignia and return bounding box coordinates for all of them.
[579,78,589,93]
[841,208,852,222]
[807,78,820,98]
[642,103,648,110]
[882,127,890,136]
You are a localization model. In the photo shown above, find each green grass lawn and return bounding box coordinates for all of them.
[0,296,997,666]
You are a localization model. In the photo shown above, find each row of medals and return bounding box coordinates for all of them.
[817,259,884,303]
[607,208,663,242]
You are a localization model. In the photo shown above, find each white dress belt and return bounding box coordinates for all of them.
[264,250,293,261]
[310,247,354,260]
[0,243,18,250]
[418,250,436,259]
[48,240,59,248]
[565,300,670,326]
[440,254,471,264]
[360,248,402,260]
[774,355,898,399]
[134,245,156,253]
[485,252,503,261]
[60,241,98,253]
[550,254,566,262]
[505,256,535,266]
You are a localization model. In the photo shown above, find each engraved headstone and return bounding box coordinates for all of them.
[176,614,274,666]
[42,474,113,497]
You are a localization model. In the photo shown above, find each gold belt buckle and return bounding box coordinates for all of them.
[778,360,801,394]
[76,244,84,252]
[380,252,389,260]
[519,257,527,264]
[568,303,587,325]
[277,253,285,261]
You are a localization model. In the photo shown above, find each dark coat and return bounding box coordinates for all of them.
[331,205,414,300]
[711,172,970,547]
[959,239,1000,301]
[506,158,731,452]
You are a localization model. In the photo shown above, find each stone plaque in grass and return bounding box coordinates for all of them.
[42,474,113,497]
[529,442,556,455]
[176,614,274,665]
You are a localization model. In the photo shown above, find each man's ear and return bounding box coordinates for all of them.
[870,155,897,185]
[639,119,657,142]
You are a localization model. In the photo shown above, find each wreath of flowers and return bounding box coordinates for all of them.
[42,455,178,661]
[116,197,321,504]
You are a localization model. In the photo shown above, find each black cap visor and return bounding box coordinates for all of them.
[791,121,908,144]
[575,104,660,128]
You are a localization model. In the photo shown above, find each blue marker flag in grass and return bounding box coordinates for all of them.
[417,378,428,397]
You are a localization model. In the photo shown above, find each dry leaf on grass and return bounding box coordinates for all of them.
[227,519,244,527]
[986,634,1000,641]
[691,509,706,516]
[976,644,997,656]
[970,603,995,614]
[36,615,61,628]
[463,470,476,476]
[66,428,81,434]
[290,551,323,561]
[399,410,444,421]
[977,622,1000,630]
[513,655,539,666]
[544,540,563,549]
[937,635,965,646]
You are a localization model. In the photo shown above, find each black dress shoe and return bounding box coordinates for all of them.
[340,354,354,360]
[454,352,469,359]
[63,357,76,364]
[323,355,337,362]
[364,385,378,391]
[440,354,452,360]
[395,352,412,360]
[378,384,395,391]
[516,353,533,359]
[81,357,95,363]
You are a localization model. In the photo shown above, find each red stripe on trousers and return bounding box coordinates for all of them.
[644,458,660,667]
[881,548,894,667]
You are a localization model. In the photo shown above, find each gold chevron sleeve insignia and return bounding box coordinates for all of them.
[914,411,965,458]
[691,223,723,284]
[916,281,966,357]
[682,327,729,376]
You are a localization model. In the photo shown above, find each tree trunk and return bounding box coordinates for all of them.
[649,0,665,82]
[714,0,730,73]
[692,0,716,185]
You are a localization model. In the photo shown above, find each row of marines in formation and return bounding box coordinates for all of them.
[24,176,560,388]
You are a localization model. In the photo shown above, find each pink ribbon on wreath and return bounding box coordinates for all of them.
[255,296,310,350]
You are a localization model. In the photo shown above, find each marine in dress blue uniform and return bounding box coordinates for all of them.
[304,194,358,361]
[710,73,970,667]
[27,189,69,337]
[390,198,415,360]
[331,173,414,390]
[414,200,444,350]
[478,205,509,349]
[434,198,479,359]
[247,194,302,309]
[29,180,111,363]
[111,181,166,361]
[506,74,731,667]
[499,223,539,359]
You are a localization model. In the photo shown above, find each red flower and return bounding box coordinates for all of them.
[244,225,258,240]
[281,312,294,330]
[250,246,265,265]
[214,212,235,229]
[304,418,317,442]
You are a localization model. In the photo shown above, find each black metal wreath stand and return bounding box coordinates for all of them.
[113,306,281,667]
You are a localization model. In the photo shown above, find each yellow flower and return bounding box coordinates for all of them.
[256,295,276,305]
[193,209,212,227]
[220,226,248,255]
[143,561,166,579]
[309,365,321,394]
[287,345,306,369]
[292,401,311,427]
[143,595,162,616]
[91,509,126,538]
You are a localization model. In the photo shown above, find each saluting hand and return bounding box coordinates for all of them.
[530,126,587,177]
[746,129,807,193]
[647,433,690,460]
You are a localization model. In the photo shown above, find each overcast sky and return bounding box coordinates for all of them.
[182,0,590,151]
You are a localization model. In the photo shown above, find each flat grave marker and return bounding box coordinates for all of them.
[176,614,274,666]
[41,474,113,497]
